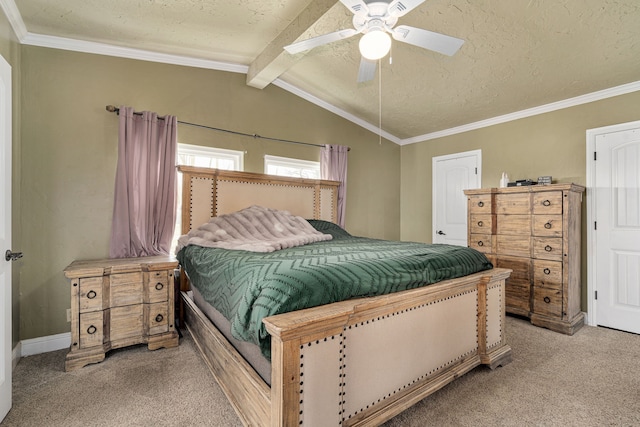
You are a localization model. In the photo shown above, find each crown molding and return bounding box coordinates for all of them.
[1,2,638,147]
[22,33,249,74]
[399,80,640,145]
[0,0,27,41]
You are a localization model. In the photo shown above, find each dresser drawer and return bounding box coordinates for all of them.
[532,191,563,215]
[496,235,531,258]
[470,214,494,234]
[145,270,170,303]
[532,237,563,261]
[533,260,562,289]
[469,233,492,253]
[79,311,105,348]
[496,193,530,214]
[79,277,105,313]
[497,214,531,235]
[146,302,170,335]
[532,287,563,318]
[110,272,144,306]
[497,256,531,285]
[532,215,563,237]
[468,194,493,214]
[110,305,144,342]
[506,283,531,313]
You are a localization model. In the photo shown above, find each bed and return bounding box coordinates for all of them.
[176,166,512,426]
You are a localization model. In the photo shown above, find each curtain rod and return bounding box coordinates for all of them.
[105,105,349,151]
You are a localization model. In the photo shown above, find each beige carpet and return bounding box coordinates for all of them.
[2,316,639,426]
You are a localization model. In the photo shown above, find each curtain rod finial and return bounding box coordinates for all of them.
[106,105,118,113]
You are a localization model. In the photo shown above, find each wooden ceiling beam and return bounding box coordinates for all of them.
[246,0,344,89]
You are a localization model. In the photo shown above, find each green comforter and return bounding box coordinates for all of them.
[177,220,492,359]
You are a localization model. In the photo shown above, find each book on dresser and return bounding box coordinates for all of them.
[63,255,179,371]
[464,183,585,335]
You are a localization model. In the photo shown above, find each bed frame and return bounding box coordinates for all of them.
[177,166,512,426]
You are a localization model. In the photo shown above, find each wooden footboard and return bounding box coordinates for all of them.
[182,268,512,427]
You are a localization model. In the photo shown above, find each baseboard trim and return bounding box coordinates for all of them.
[20,332,71,357]
[12,342,21,371]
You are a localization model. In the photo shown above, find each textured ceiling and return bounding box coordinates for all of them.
[10,0,640,142]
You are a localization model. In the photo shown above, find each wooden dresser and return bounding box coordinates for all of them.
[464,183,585,335]
[64,256,179,371]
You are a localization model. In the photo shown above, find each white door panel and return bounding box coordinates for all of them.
[594,127,640,334]
[0,54,12,422]
[433,151,481,246]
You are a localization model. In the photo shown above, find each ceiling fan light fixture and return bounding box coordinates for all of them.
[359,30,391,60]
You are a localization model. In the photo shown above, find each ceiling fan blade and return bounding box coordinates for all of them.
[284,29,358,54]
[339,0,369,16]
[387,0,427,18]
[392,25,464,56]
[357,57,377,83]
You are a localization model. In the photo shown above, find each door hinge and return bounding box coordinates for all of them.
[475,167,478,175]
[594,152,597,161]
[594,221,597,230]
[595,290,598,300]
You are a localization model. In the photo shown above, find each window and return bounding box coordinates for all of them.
[173,144,244,253]
[178,143,244,170]
[264,155,320,179]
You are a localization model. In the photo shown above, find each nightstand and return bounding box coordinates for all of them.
[63,256,179,371]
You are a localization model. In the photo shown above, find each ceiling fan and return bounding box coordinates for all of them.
[284,0,464,82]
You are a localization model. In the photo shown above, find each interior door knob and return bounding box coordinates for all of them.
[5,250,23,262]
[437,230,446,235]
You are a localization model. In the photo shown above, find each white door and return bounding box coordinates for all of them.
[432,150,481,246]
[591,124,640,334]
[0,54,12,421]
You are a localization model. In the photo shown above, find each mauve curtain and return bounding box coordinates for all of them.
[109,106,178,258]
[320,144,348,228]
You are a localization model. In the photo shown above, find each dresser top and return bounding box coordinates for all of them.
[64,255,178,279]
[464,183,585,196]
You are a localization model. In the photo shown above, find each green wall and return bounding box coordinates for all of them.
[400,90,640,309]
[18,46,400,341]
[0,11,21,349]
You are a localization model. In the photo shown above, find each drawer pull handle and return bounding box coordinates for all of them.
[86,290,97,299]
[477,201,484,207]
[543,296,551,304]
[544,222,552,229]
[155,282,164,291]
[477,221,483,227]
[543,268,551,275]
[155,314,164,323]
[545,245,553,252]
[87,325,97,335]
[542,200,551,206]
[477,241,484,247]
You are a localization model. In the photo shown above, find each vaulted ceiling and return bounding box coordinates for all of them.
[3,0,640,144]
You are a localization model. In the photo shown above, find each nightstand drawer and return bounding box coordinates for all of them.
[110,272,143,306]
[79,277,104,313]
[146,302,169,335]
[110,305,144,342]
[79,311,105,348]
[145,270,169,303]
